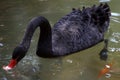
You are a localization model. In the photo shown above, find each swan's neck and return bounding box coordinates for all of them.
[20,17,52,52]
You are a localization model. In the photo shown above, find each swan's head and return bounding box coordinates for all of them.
[3,46,27,71]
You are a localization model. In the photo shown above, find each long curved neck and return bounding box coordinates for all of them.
[20,16,52,52]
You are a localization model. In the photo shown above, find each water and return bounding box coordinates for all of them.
[0,0,120,80]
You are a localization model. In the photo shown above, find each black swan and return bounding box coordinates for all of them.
[3,3,111,70]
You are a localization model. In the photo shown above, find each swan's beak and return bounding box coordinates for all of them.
[3,59,17,71]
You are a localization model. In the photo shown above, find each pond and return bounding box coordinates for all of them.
[0,0,120,80]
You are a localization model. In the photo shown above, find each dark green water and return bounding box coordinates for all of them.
[0,0,120,80]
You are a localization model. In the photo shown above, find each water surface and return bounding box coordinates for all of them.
[0,0,120,80]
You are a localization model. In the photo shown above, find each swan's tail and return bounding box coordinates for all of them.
[92,3,111,24]
[91,3,111,32]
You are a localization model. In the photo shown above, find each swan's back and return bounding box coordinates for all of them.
[52,3,110,56]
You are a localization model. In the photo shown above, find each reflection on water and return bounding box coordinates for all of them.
[0,0,120,80]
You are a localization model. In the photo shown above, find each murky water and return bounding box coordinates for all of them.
[0,0,120,80]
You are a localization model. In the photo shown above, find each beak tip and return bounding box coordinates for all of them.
[2,65,12,71]
[3,59,17,71]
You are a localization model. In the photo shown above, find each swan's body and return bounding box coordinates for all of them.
[3,3,111,70]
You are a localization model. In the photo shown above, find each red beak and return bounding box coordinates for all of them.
[3,59,17,71]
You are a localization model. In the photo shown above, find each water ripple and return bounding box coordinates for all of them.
[38,0,48,2]
[110,32,120,43]
[109,32,120,52]
[99,0,111,2]
[111,12,120,23]
[109,47,120,52]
